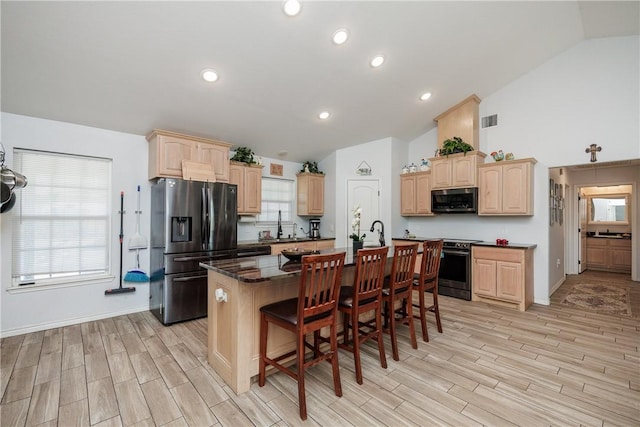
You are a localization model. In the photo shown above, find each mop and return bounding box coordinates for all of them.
[105,192,136,294]
[124,185,149,282]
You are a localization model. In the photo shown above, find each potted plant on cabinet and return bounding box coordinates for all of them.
[439,137,474,156]
[231,146,256,165]
[300,161,323,174]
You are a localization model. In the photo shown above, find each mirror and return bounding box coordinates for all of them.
[588,193,629,224]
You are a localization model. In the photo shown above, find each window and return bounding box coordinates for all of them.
[12,149,112,286]
[258,178,294,223]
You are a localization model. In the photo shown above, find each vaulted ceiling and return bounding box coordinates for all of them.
[2,1,638,163]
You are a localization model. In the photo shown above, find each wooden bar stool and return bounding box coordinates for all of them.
[382,243,418,361]
[337,246,389,384]
[412,239,444,342]
[258,251,346,421]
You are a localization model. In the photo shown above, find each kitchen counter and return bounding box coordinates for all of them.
[238,237,335,247]
[200,245,389,283]
[392,236,537,249]
[201,245,394,394]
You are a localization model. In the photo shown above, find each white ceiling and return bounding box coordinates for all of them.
[2,1,638,163]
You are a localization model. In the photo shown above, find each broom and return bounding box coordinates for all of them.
[124,185,149,282]
[105,192,136,294]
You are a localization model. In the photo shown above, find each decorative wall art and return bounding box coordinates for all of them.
[549,179,565,226]
[550,179,555,225]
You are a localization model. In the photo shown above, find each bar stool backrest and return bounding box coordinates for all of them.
[389,244,418,293]
[420,239,444,284]
[298,252,346,323]
[353,246,389,305]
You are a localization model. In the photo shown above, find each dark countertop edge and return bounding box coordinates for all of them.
[392,237,537,250]
[238,237,336,247]
[472,242,537,249]
[201,246,369,283]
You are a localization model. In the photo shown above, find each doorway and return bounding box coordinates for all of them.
[558,160,638,282]
[346,179,380,248]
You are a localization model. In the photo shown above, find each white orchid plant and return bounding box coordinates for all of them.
[349,205,366,242]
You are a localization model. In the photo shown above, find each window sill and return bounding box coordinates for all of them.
[7,274,116,294]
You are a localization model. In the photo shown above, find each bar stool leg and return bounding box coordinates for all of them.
[418,286,429,342]
[433,291,443,333]
[375,304,387,369]
[297,328,307,420]
[258,312,267,387]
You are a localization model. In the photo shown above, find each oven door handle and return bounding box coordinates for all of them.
[442,250,469,256]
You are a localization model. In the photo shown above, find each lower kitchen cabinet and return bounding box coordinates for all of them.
[586,238,631,273]
[472,245,534,311]
[400,171,433,216]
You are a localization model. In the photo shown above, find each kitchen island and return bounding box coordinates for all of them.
[199,247,391,394]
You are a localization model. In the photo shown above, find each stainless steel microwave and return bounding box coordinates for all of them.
[431,187,478,213]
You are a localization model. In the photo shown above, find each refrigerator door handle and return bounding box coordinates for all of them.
[173,274,207,282]
[201,185,208,250]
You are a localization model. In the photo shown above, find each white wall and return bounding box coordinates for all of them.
[405,35,639,305]
[331,137,400,249]
[548,167,567,293]
[1,113,150,336]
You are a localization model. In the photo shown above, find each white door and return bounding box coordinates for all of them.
[347,180,380,248]
[578,189,587,273]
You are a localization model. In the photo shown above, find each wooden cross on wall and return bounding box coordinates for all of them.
[585,144,602,162]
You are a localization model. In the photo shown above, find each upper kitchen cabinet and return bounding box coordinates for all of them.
[147,129,231,182]
[429,151,486,189]
[229,162,263,215]
[297,172,324,216]
[478,158,536,215]
[434,94,481,150]
[400,171,433,216]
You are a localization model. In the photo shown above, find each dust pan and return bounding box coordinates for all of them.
[124,185,149,283]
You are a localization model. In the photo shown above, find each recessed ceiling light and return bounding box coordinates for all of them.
[420,92,432,101]
[370,55,385,68]
[283,0,301,16]
[332,29,349,45]
[318,111,330,120]
[201,69,219,83]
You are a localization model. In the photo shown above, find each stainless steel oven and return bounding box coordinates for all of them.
[438,239,479,300]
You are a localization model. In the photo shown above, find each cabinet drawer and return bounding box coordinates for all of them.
[472,247,523,263]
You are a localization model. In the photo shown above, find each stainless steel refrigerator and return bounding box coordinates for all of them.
[150,178,237,325]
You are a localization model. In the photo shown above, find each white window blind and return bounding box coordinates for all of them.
[258,178,294,223]
[12,149,112,286]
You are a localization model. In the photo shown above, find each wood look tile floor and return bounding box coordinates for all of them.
[1,270,638,426]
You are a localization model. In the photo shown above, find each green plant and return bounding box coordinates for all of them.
[439,137,474,156]
[300,161,323,174]
[230,146,256,164]
[349,205,366,242]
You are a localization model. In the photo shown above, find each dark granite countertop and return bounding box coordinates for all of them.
[392,236,537,250]
[472,241,537,249]
[238,237,335,247]
[201,245,405,283]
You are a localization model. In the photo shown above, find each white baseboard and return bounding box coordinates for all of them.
[549,275,566,297]
[0,305,150,338]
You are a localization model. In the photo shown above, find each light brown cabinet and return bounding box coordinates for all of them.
[478,158,536,216]
[434,94,481,150]
[472,246,534,311]
[586,238,631,272]
[147,129,231,181]
[297,172,324,216]
[429,151,486,189]
[400,171,433,216]
[229,162,263,215]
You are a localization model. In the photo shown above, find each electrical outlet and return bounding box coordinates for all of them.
[556,258,561,268]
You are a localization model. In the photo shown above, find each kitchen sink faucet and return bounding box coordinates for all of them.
[370,220,385,246]
[277,210,283,240]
